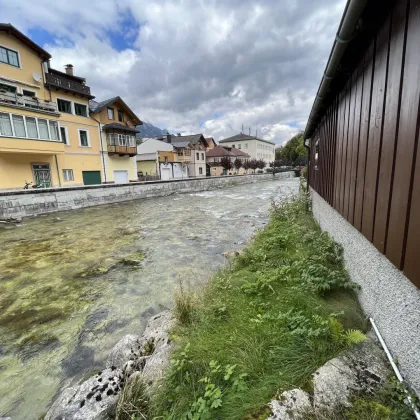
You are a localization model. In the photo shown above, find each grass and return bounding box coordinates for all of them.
[148,195,367,419]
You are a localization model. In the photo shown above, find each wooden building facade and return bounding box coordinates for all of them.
[306,0,420,288]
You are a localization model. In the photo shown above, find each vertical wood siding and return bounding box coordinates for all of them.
[309,0,420,288]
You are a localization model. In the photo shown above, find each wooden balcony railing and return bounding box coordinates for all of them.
[107,145,137,156]
[45,73,91,97]
[0,91,58,113]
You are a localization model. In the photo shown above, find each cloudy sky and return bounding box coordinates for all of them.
[1,0,345,145]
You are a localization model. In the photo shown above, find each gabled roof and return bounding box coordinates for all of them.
[171,140,192,148]
[206,145,250,159]
[205,137,217,146]
[206,145,233,157]
[172,134,209,147]
[103,123,139,133]
[219,133,275,146]
[0,23,51,60]
[89,96,142,125]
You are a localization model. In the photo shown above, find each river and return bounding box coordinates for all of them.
[0,177,299,419]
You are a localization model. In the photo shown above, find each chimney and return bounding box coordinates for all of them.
[177,133,181,136]
[65,64,74,76]
[166,133,172,143]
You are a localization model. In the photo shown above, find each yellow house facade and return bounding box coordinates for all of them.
[89,96,141,183]
[0,23,107,189]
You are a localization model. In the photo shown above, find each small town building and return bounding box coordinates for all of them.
[89,96,141,184]
[206,145,250,176]
[218,133,275,166]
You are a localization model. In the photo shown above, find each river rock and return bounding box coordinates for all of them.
[313,339,389,410]
[45,311,174,420]
[106,334,140,370]
[268,389,311,420]
[223,250,239,259]
[44,368,122,420]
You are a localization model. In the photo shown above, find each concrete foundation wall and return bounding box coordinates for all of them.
[311,188,420,394]
[0,172,294,219]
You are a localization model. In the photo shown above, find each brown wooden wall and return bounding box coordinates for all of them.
[309,0,420,288]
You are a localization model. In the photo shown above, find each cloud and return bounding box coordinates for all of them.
[0,0,346,144]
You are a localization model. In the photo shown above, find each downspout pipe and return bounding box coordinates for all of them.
[304,0,368,142]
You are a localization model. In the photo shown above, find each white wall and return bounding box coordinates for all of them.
[221,139,275,166]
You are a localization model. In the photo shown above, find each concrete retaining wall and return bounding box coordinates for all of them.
[0,172,295,219]
[311,188,420,394]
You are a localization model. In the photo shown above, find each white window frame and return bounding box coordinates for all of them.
[107,107,114,120]
[0,80,18,93]
[22,88,37,98]
[62,169,74,181]
[0,44,22,69]
[11,113,27,138]
[24,115,39,140]
[60,125,70,146]
[78,128,91,147]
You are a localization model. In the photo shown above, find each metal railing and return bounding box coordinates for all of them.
[0,91,58,113]
[45,73,91,96]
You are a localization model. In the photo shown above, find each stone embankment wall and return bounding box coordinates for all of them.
[311,188,420,395]
[0,172,294,219]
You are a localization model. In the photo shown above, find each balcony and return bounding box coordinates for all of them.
[106,134,137,157]
[0,91,58,114]
[45,73,92,98]
[0,137,65,154]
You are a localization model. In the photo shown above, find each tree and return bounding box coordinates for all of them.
[242,159,250,173]
[234,158,242,172]
[249,158,258,173]
[220,156,233,172]
[257,159,266,170]
[275,132,307,165]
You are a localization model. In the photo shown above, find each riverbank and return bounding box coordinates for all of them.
[140,195,414,419]
[0,172,294,219]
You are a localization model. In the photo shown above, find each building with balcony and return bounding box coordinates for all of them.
[0,23,103,188]
[89,96,142,183]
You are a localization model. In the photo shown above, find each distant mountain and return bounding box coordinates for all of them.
[136,122,167,138]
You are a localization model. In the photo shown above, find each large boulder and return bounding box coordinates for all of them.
[268,389,311,420]
[313,339,389,410]
[45,311,174,420]
[44,368,122,420]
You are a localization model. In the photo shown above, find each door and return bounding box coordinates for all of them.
[161,167,171,181]
[32,163,51,187]
[82,171,101,185]
[113,170,129,184]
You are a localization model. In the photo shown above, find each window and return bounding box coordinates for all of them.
[0,46,19,67]
[63,169,74,181]
[201,153,204,160]
[232,144,235,148]
[57,99,72,114]
[60,127,68,145]
[49,121,59,140]
[22,89,36,98]
[196,152,199,160]
[12,115,26,137]
[107,108,114,120]
[0,83,17,94]
[0,113,13,136]
[245,143,248,149]
[38,119,49,140]
[238,144,241,149]
[74,103,87,117]
[26,117,38,138]
[79,129,89,147]
[199,167,203,175]
[118,109,124,122]
[214,158,219,162]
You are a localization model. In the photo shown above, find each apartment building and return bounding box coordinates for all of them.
[218,133,275,166]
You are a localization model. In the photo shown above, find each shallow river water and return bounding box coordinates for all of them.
[0,177,299,419]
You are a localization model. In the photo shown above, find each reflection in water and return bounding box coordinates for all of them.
[0,178,298,419]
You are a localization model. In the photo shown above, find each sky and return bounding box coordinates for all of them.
[0,0,346,145]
